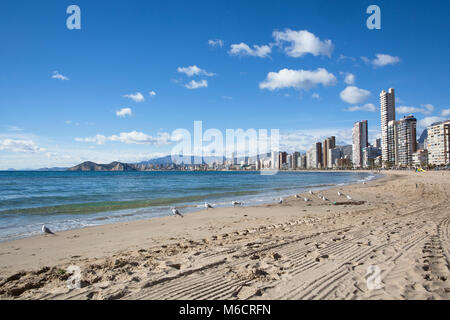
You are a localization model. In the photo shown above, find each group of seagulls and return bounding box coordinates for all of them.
[337,191,352,200]
[290,189,354,204]
[170,199,245,219]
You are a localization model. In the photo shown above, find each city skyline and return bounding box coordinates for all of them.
[1,1,450,169]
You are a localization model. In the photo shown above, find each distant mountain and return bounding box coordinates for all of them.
[67,161,137,171]
[36,167,69,171]
[418,128,427,144]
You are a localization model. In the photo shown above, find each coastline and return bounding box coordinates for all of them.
[0,170,448,300]
[0,170,378,242]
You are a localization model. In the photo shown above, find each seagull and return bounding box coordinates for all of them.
[304,197,310,202]
[171,207,184,218]
[337,191,342,196]
[205,202,213,209]
[232,201,242,206]
[278,198,283,204]
[309,190,313,195]
[295,194,300,198]
[346,195,352,200]
[321,196,328,201]
[42,225,55,235]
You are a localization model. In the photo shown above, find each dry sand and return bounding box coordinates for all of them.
[0,170,448,300]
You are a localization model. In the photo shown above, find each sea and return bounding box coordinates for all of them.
[0,171,379,242]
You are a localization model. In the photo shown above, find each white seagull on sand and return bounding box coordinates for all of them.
[295,194,300,198]
[321,196,328,201]
[309,190,313,195]
[42,225,55,235]
[232,201,242,206]
[171,207,184,218]
[304,197,310,202]
[337,191,342,196]
[278,198,283,204]
[346,195,352,200]
[205,202,213,209]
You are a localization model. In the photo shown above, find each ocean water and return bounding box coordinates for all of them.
[0,171,378,241]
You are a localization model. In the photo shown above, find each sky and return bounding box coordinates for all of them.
[1,0,449,169]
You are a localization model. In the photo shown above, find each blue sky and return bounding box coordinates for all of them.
[1,0,449,169]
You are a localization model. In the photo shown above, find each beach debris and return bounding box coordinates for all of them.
[171,207,184,218]
[278,198,283,204]
[42,225,55,235]
[232,201,243,206]
[205,202,214,209]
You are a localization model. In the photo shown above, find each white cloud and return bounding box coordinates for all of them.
[7,126,23,132]
[185,79,208,89]
[177,65,215,77]
[75,131,182,145]
[312,93,320,99]
[208,39,224,47]
[417,116,446,129]
[149,91,156,96]
[344,103,376,112]
[51,71,69,81]
[272,29,333,58]
[340,72,355,85]
[441,109,450,116]
[116,107,132,117]
[0,139,45,153]
[259,68,336,91]
[337,54,356,62]
[123,92,145,103]
[339,86,371,104]
[362,54,400,67]
[397,104,434,115]
[229,43,271,58]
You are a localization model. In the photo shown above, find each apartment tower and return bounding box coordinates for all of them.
[380,88,396,165]
[352,120,368,168]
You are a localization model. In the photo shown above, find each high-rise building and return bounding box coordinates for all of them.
[271,151,278,169]
[278,152,287,169]
[375,138,381,149]
[322,136,335,168]
[352,120,368,168]
[310,142,322,168]
[387,120,399,165]
[397,115,417,167]
[380,88,396,165]
[232,152,237,165]
[292,152,300,169]
[427,120,450,165]
[306,149,313,169]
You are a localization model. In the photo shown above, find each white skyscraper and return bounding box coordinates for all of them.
[352,120,368,168]
[271,151,278,169]
[380,88,396,165]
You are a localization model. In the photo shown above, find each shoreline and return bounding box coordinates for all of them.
[0,170,448,300]
[0,170,379,243]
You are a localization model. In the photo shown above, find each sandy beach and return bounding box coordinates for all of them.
[0,170,448,300]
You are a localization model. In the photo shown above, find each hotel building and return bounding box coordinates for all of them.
[427,120,450,165]
[380,88,396,165]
